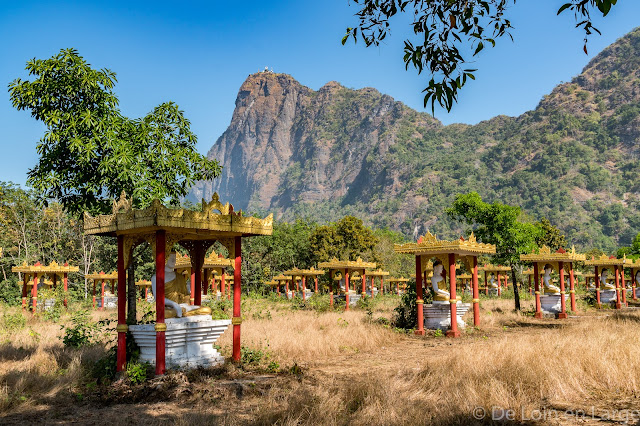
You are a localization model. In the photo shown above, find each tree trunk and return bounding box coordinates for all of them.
[127,256,137,325]
[511,265,521,311]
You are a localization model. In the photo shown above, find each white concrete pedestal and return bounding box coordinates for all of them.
[129,315,231,368]
[298,290,313,299]
[423,302,469,330]
[97,296,117,309]
[540,294,569,314]
[600,289,617,304]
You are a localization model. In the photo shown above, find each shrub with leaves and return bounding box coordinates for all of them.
[61,310,103,347]
[1,311,26,332]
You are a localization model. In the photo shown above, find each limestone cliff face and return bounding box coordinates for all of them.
[191,28,640,250]
[192,72,440,213]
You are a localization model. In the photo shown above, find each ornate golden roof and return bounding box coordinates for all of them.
[273,274,293,282]
[387,277,410,283]
[394,232,496,256]
[203,251,233,268]
[583,253,625,267]
[458,273,472,279]
[297,267,326,276]
[628,257,640,271]
[520,245,586,263]
[136,279,152,288]
[12,261,79,274]
[84,192,273,238]
[317,257,376,270]
[480,264,511,273]
[174,254,192,269]
[265,280,279,286]
[365,268,390,276]
[86,271,118,280]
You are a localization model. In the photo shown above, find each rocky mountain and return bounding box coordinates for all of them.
[190,28,640,251]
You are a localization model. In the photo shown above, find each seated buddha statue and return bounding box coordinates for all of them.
[601,269,615,290]
[432,263,452,302]
[542,265,561,294]
[488,274,499,289]
[636,271,640,288]
[151,253,212,319]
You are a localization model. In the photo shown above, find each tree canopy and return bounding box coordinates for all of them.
[343,0,618,112]
[309,216,379,263]
[447,191,543,309]
[9,48,221,216]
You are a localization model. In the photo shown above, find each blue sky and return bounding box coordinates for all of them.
[1,0,639,186]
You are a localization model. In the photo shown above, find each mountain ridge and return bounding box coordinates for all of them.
[190,28,640,251]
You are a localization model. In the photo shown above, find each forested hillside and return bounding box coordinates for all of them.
[190,28,640,251]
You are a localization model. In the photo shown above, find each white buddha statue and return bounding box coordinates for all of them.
[488,273,499,289]
[151,253,212,318]
[431,263,450,302]
[636,271,640,288]
[543,265,560,294]
[601,268,615,290]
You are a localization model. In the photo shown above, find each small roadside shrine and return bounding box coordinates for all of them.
[521,246,586,318]
[299,267,325,297]
[203,251,233,299]
[584,254,626,309]
[317,258,376,310]
[366,268,390,296]
[394,232,496,337]
[83,193,272,375]
[388,277,410,295]
[137,279,153,301]
[480,264,511,296]
[85,271,118,309]
[273,274,292,297]
[12,261,79,312]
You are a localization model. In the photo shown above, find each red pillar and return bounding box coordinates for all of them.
[396,281,399,295]
[594,265,601,308]
[32,273,38,313]
[295,278,299,292]
[472,256,480,326]
[557,262,567,319]
[361,271,366,298]
[155,230,167,376]
[484,271,489,295]
[370,275,374,297]
[504,275,508,289]
[21,274,28,311]
[221,271,226,299]
[569,264,577,313]
[534,263,542,319]
[116,235,127,373]
[100,278,106,311]
[203,268,209,296]
[633,269,638,300]
[302,276,306,301]
[330,277,334,307]
[446,253,460,337]
[63,272,68,308]
[615,266,622,309]
[415,255,425,335]
[381,277,384,296]
[497,273,501,296]
[345,269,350,311]
[621,268,627,306]
[145,287,149,301]
[232,236,242,362]
[285,278,289,294]
[92,280,96,309]
[194,246,203,306]
[189,268,196,305]
[529,275,532,295]
[314,276,318,293]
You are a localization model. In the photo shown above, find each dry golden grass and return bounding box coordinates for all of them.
[1,296,639,425]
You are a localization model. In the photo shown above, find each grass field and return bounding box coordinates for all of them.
[0,292,639,425]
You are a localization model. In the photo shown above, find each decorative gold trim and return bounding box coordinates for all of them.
[318,257,376,270]
[231,316,242,325]
[155,323,167,332]
[569,290,575,293]
[534,291,540,295]
[449,300,458,304]
[116,324,129,332]
[416,299,424,304]
[472,298,480,303]
[395,231,496,256]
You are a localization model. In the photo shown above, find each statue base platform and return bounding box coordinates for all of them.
[488,288,498,296]
[423,302,470,330]
[97,296,117,309]
[540,294,569,314]
[297,290,313,299]
[334,293,361,306]
[129,315,231,369]
[599,289,617,304]
[365,289,379,297]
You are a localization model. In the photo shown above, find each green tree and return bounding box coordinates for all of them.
[343,0,618,112]
[309,216,378,262]
[535,218,567,251]
[9,48,222,322]
[447,192,542,310]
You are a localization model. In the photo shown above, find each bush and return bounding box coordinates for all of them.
[203,298,232,319]
[392,285,426,330]
[60,310,106,348]
[0,277,21,306]
[1,311,26,332]
[126,361,151,384]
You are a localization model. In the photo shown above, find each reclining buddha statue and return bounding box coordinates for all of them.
[600,268,615,291]
[542,265,561,294]
[151,253,212,318]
